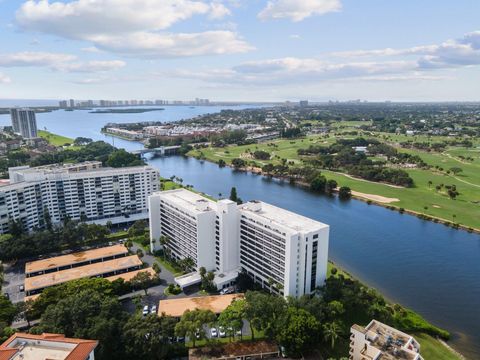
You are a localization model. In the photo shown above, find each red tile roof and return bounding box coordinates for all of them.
[0,332,98,360]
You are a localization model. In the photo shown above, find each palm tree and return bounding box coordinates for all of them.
[323,322,342,349]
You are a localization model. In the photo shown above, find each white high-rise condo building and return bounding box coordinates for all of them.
[10,108,38,138]
[0,161,159,234]
[149,189,329,298]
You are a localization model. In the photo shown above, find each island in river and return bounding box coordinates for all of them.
[89,107,165,114]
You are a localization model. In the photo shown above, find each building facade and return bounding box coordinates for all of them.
[350,320,423,360]
[0,161,159,234]
[10,108,38,138]
[149,189,329,298]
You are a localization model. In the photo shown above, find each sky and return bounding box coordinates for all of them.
[0,0,480,102]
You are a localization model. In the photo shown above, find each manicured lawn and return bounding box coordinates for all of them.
[189,133,480,230]
[415,333,462,360]
[38,130,74,146]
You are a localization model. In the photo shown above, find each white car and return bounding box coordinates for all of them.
[218,326,226,338]
[210,327,218,338]
[142,305,149,316]
[151,305,157,314]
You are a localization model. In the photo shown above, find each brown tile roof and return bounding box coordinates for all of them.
[0,333,98,360]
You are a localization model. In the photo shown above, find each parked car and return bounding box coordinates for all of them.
[220,286,235,295]
[19,285,24,292]
[151,305,157,314]
[195,330,201,339]
[236,329,242,336]
[210,327,218,338]
[218,326,226,338]
[4,293,9,300]
[142,305,149,316]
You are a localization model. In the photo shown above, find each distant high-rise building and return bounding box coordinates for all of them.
[58,100,68,108]
[10,108,38,138]
[299,100,308,107]
[69,99,75,108]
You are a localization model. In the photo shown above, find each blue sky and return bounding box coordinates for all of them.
[0,0,480,101]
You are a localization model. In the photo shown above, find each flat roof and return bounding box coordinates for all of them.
[24,267,156,302]
[240,201,328,233]
[156,188,217,214]
[158,294,244,317]
[25,245,128,274]
[106,267,156,282]
[189,341,279,360]
[25,255,143,291]
[0,333,97,360]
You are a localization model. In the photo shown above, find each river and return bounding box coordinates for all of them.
[1,106,479,358]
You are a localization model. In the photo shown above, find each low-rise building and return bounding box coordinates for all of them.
[350,320,423,360]
[149,189,329,298]
[0,332,97,360]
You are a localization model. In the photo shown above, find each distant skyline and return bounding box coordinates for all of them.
[1,0,480,101]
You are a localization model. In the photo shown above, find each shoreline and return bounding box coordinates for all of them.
[201,159,480,235]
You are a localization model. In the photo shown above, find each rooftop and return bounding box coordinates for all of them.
[26,245,128,274]
[156,188,218,214]
[158,293,244,317]
[25,255,143,291]
[189,340,279,360]
[353,320,422,360]
[0,333,97,360]
[239,201,328,233]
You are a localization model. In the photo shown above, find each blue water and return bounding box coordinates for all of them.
[1,106,479,358]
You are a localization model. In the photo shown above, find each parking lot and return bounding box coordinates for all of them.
[2,260,26,303]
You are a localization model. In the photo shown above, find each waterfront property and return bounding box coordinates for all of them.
[350,320,423,360]
[149,188,329,298]
[10,108,38,138]
[158,294,244,317]
[189,340,280,360]
[0,332,97,360]
[0,161,159,234]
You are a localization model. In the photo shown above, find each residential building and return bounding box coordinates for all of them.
[0,161,159,234]
[59,100,68,108]
[10,108,38,138]
[350,320,424,360]
[149,189,329,297]
[0,332,97,360]
[69,99,75,108]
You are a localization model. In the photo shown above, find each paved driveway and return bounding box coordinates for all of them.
[2,261,26,303]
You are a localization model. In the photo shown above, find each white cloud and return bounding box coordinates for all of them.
[90,31,253,57]
[0,73,11,83]
[81,46,102,53]
[16,0,249,58]
[258,0,341,22]
[0,51,125,72]
[289,34,301,39]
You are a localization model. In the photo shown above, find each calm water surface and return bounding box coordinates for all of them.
[1,107,479,358]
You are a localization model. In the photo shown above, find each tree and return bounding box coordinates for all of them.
[244,291,287,340]
[106,149,144,168]
[128,220,146,239]
[310,174,327,193]
[218,159,226,167]
[130,271,154,295]
[229,187,242,204]
[231,158,246,169]
[15,300,35,327]
[276,307,320,357]
[152,262,161,275]
[325,179,338,194]
[34,289,126,360]
[323,321,342,349]
[174,309,216,347]
[449,167,463,175]
[218,299,246,341]
[122,314,177,360]
[338,186,352,200]
[0,296,16,325]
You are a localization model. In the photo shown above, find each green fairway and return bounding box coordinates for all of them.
[188,133,480,230]
[38,130,74,146]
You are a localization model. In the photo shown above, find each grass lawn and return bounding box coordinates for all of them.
[38,130,74,146]
[415,333,462,360]
[189,133,480,230]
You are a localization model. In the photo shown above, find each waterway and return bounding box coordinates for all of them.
[1,107,479,358]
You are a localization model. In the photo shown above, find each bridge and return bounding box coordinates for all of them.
[130,145,181,156]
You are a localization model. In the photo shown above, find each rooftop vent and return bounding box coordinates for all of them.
[246,200,262,212]
[195,199,209,211]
